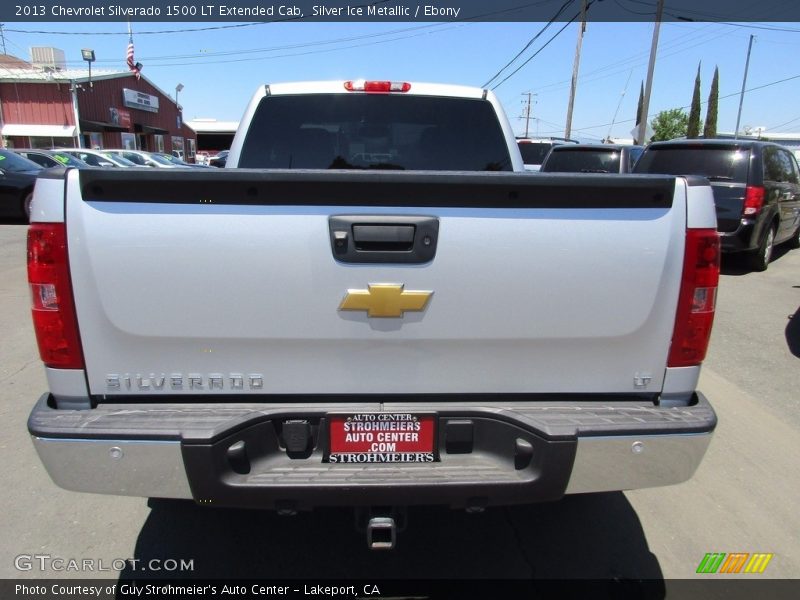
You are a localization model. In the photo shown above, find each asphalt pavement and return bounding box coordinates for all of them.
[0,222,797,589]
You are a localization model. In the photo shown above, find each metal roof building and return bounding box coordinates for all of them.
[0,52,196,158]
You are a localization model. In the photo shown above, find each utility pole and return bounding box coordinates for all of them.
[734,35,755,140]
[521,92,536,138]
[638,0,665,146]
[564,0,587,140]
[0,23,7,55]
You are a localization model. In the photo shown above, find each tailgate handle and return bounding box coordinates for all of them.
[353,225,415,251]
[329,215,439,264]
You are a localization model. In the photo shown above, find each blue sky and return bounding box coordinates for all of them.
[2,20,798,140]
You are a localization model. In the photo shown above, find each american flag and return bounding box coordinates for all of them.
[126,34,141,79]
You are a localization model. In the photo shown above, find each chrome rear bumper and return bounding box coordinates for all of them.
[30,393,716,505]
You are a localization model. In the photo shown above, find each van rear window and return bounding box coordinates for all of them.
[238,94,512,171]
[543,149,621,173]
[517,142,555,165]
[634,145,750,182]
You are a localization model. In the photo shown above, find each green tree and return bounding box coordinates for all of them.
[650,108,689,142]
[687,63,702,138]
[634,81,644,144]
[704,66,719,139]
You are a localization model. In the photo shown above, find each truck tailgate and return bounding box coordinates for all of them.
[65,170,684,399]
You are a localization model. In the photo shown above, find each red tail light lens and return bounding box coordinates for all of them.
[668,229,720,368]
[27,223,84,369]
[344,80,411,93]
[743,185,765,216]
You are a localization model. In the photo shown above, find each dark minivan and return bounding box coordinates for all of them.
[540,143,644,174]
[634,139,800,270]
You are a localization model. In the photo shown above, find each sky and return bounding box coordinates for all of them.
[2,17,799,141]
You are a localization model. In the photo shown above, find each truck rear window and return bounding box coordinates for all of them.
[543,149,621,173]
[634,145,750,182]
[238,94,513,171]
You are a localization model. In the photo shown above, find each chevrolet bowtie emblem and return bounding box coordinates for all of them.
[339,284,433,318]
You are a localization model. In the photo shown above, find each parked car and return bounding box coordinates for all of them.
[152,152,211,168]
[103,149,189,168]
[0,148,42,220]
[55,149,136,168]
[634,139,800,270]
[517,137,577,171]
[540,144,644,174]
[208,149,229,168]
[13,149,91,169]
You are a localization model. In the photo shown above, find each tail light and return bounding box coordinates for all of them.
[668,229,720,368]
[344,80,411,93]
[742,185,765,216]
[27,223,84,369]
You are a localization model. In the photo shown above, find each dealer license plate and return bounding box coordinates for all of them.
[327,413,437,464]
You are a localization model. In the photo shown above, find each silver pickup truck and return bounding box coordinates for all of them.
[27,80,719,548]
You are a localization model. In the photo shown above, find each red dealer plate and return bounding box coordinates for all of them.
[327,413,437,464]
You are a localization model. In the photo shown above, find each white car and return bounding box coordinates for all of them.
[103,149,190,168]
[54,148,136,168]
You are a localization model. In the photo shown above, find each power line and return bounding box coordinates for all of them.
[712,22,800,33]
[119,25,468,69]
[3,22,468,70]
[620,0,797,23]
[490,9,586,90]
[531,3,795,96]
[567,72,800,133]
[607,69,634,139]
[613,0,654,16]
[31,23,457,66]
[482,0,575,88]
[768,115,800,131]
[529,22,743,98]
[530,21,723,93]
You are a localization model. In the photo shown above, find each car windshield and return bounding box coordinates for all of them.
[100,153,137,167]
[157,153,186,164]
[517,142,556,165]
[47,152,88,168]
[239,94,513,171]
[147,153,176,166]
[543,149,621,173]
[0,150,43,172]
[634,145,750,182]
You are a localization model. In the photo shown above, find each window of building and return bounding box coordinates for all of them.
[29,136,76,149]
[171,136,184,158]
[121,133,137,150]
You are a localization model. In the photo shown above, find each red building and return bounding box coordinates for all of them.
[0,52,196,158]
